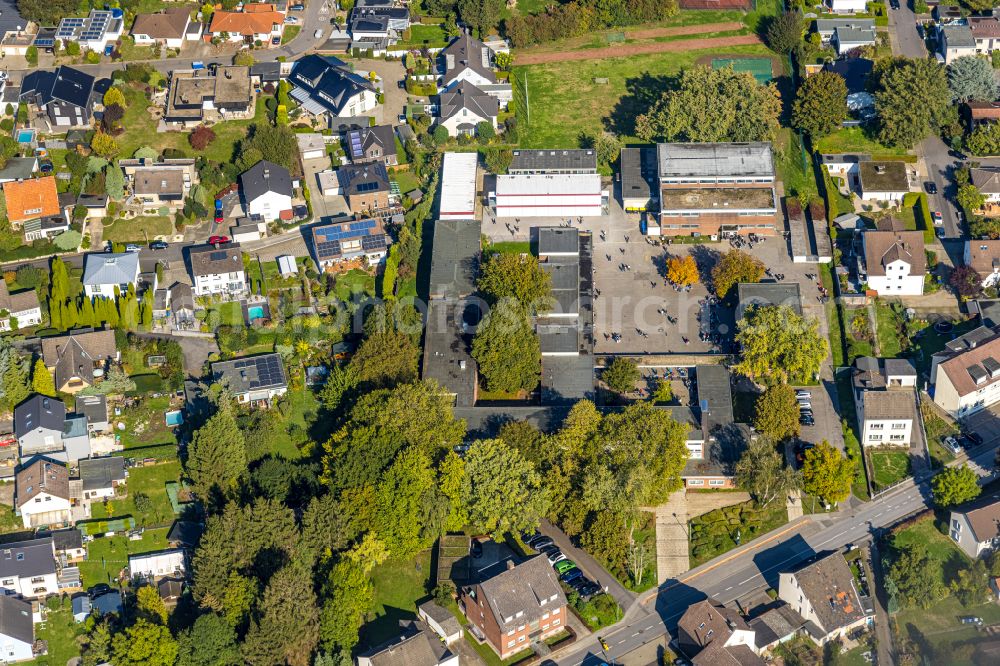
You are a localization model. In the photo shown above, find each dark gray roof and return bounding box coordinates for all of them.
[189,243,243,278]
[78,457,125,491]
[946,325,999,353]
[538,324,579,354]
[74,394,107,425]
[456,406,570,440]
[0,595,33,644]
[361,628,451,666]
[167,520,204,548]
[476,556,566,633]
[91,590,123,616]
[0,0,28,35]
[20,66,95,110]
[422,299,477,407]
[288,54,376,116]
[211,353,287,393]
[884,358,917,377]
[428,218,481,299]
[823,57,873,94]
[0,537,56,580]
[339,161,390,197]
[418,600,461,635]
[0,157,37,182]
[621,146,657,206]
[240,160,293,201]
[250,61,281,81]
[48,528,83,553]
[697,364,735,433]
[441,33,496,85]
[348,124,396,161]
[538,227,579,257]
[14,395,65,437]
[736,282,803,320]
[510,149,597,174]
[439,80,499,122]
[541,355,594,405]
[749,603,806,649]
[169,282,194,311]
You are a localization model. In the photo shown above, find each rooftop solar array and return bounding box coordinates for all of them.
[226,355,285,390]
[355,181,379,193]
[57,11,113,41]
[347,130,364,160]
[313,219,386,260]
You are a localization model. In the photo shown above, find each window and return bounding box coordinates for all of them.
[870,423,884,430]
[688,479,704,486]
[518,636,526,643]
[16,554,23,562]
[507,640,515,648]
[698,622,706,630]
[552,608,559,615]
[707,630,714,638]
[542,613,550,620]
[869,435,882,441]
[507,629,514,636]
[543,623,550,630]
[709,480,725,486]
[553,618,560,625]
[517,625,525,632]
[890,434,905,441]
[892,423,906,430]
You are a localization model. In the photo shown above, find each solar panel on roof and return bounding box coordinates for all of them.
[210,251,228,261]
[356,182,378,193]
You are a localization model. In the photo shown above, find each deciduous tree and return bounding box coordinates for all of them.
[735,436,798,506]
[464,438,549,534]
[957,183,986,213]
[635,66,781,143]
[951,559,989,607]
[111,619,178,666]
[932,464,981,507]
[734,305,827,384]
[792,70,848,138]
[947,55,997,103]
[189,125,217,150]
[602,357,639,395]
[478,252,552,311]
[765,11,804,54]
[374,446,440,558]
[348,328,419,388]
[753,384,801,441]
[666,255,698,287]
[91,131,119,158]
[711,249,765,298]
[949,264,982,298]
[177,613,241,666]
[875,57,950,148]
[472,300,540,394]
[801,441,853,506]
[457,0,503,36]
[889,542,943,608]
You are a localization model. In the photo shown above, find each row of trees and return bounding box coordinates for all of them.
[48,258,154,332]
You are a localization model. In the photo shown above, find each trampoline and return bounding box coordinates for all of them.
[710,57,774,84]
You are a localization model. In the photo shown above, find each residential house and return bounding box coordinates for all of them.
[860,229,925,296]
[356,625,458,666]
[210,353,288,405]
[950,493,1000,558]
[121,158,198,213]
[941,24,977,63]
[971,17,1000,53]
[207,3,284,44]
[240,160,293,222]
[15,459,71,529]
[229,216,268,243]
[311,218,388,269]
[19,66,96,128]
[288,55,378,122]
[657,142,779,237]
[972,168,1000,205]
[418,600,463,645]
[814,18,875,44]
[749,603,806,654]
[0,280,41,332]
[858,161,910,202]
[91,590,123,616]
[0,537,58,598]
[164,66,253,126]
[967,102,1000,125]
[131,7,192,49]
[77,457,126,502]
[157,578,184,604]
[82,252,141,299]
[41,329,120,394]
[832,25,877,55]
[489,149,606,219]
[859,390,917,448]
[68,194,109,221]
[249,61,281,86]
[297,133,328,161]
[439,32,512,107]
[458,556,567,659]
[931,329,1000,417]
[0,594,34,662]
[349,0,410,52]
[49,528,85,561]
[0,157,37,184]
[169,282,195,328]
[2,176,61,233]
[74,395,109,432]
[437,80,499,137]
[129,549,186,581]
[676,598,763,664]
[188,243,247,297]
[55,10,123,52]
[338,162,390,214]
[827,0,868,12]
[965,239,1000,289]
[346,125,397,165]
[15,395,91,462]
[777,552,870,645]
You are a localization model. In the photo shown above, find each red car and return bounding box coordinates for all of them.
[214,211,224,223]
[208,235,230,245]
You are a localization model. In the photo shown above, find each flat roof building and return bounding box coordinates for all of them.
[508,149,597,174]
[440,152,478,220]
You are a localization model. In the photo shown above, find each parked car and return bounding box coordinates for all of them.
[547,550,567,565]
[284,16,299,23]
[944,436,961,454]
[39,161,53,173]
[956,435,973,450]
[125,244,140,252]
[965,431,984,446]
[530,537,554,551]
[208,235,229,245]
[314,28,324,38]
[538,544,558,556]
[798,401,812,410]
[150,240,168,250]
[290,3,305,9]
[271,36,281,45]
[960,616,984,626]
[795,442,815,463]
[214,210,224,223]
[522,530,540,543]
[924,181,937,194]
[795,390,811,399]
[560,568,583,583]
[554,560,576,574]
[932,211,943,226]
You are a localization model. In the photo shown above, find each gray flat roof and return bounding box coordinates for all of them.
[538,227,579,257]
[428,219,481,299]
[736,282,803,320]
[657,142,774,180]
[814,18,876,32]
[510,149,597,173]
[836,26,876,43]
[541,355,594,404]
[539,324,580,354]
[621,146,657,206]
[421,299,478,407]
[696,364,735,434]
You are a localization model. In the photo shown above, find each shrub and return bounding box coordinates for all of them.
[189,125,217,150]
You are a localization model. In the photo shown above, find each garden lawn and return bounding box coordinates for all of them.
[397,23,449,48]
[204,300,245,328]
[513,43,774,148]
[0,504,26,535]
[78,527,170,588]
[334,268,376,301]
[91,461,181,527]
[868,450,911,489]
[815,127,911,158]
[268,386,314,459]
[874,302,904,357]
[689,500,788,568]
[775,128,817,200]
[117,86,268,163]
[101,216,174,243]
[920,397,958,468]
[391,168,422,195]
[34,603,86,666]
[367,550,431,646]
[282,25,301,44]
[116,395,177,453]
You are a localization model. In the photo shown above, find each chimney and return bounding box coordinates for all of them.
[505,559,516,571]
[875,165,886,174]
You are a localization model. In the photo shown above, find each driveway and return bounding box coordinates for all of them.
[350,58,407,124]
[888,2,928,59]
[538,519,636,613]
[301,155,351,222]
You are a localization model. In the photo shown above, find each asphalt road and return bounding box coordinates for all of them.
[554,442,1000,666]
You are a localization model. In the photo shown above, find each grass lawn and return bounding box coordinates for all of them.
[391,168,422,196]
[204,300,245,328]
[117,86,267,163]
[397,23,449,48]
[874,302,904,357]
[282,25,301,45]
[101,216,174,242]
[119,40,158,61]
[78,527,170,588]
[268,386,314,459]
[815,127,911,158]
[465,631,534,666]
[920,397,958,468]
[91,461,182,527]
[0,504,27,536]
[366,550,432,646]
[116,395,177,452]
[869,450,911,489]
[334,268,376,301]
[911,317,977,379]
[689,500,788,568]
[513,43,773,148]
[34,603,86,666]
[775,128,818,200]
[486,241,531,256]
